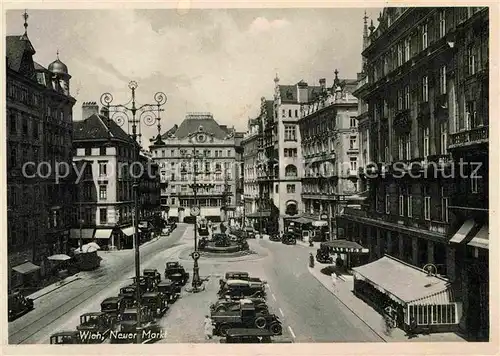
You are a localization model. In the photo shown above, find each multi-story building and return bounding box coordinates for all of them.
[7,19,76,290]
[339,7,489,339]
[72,102,159,250]
[298,72,360,240]
[242,116,262,220]
[271,77,327,231]
[138,150,161,223]
[151,113,238,223]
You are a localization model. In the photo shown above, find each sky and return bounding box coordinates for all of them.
[6,7,381,143]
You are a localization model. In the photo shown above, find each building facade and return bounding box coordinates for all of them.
[298,72,360,240]
[72,102,159,250]
[152,113,238,223]
[339,7,489,339]
[242,116,262,220]
[7,27,76,290]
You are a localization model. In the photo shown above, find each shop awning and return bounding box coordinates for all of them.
[449,219,475,244]
[352,256,454,306]
[291,217,314,224]
[246,211,271,218]
[121,226,138,236]
[47,254,72,261]
[69,228,95,240]
[12,261,41,275]
[468,223,489,250]
[312,220,328,227]
[94,229,113,240]
[321,240,369,253]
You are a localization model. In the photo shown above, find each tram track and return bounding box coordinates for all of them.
[9,226,188,344]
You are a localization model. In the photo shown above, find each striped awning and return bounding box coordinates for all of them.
[449,219,475,244]
[321,240,368,253]
[468,224,488,250]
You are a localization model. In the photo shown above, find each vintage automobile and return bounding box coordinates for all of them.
[76,312,114,343]
[243,227,256,239]
[157,280,178,303]
[131,276,155,293]
[101,296,125,324]
[164,261,190,286]
[8,291,34,321]
[211,303,283,337]
[111,307,162,344]
[50,331,82,344]
[316,247,333,264]
[281,234,297,245]
[225,271,250,281]
[218,279,266,300]
[221,328,273,343]
[142,292,168,318]
[143,269,162,285]
[210,297,269,314]
[119,285,140,308]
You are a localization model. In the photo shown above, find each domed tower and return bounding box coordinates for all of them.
[48,51,71,96]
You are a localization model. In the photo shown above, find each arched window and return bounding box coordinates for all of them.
[285,201,298,216]
[285,164,297,177]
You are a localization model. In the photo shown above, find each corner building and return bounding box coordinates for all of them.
[339,7,488,339]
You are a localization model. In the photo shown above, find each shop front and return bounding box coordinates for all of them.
[94,228,114,250]
[352,255,459,334]
[320,240,369,269]
[69,228,95,249]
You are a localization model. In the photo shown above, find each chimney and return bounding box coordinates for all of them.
[100,106,109,119]
[82,101,99,120]
[319,78,326,90]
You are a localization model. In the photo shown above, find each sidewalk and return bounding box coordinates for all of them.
[28,274,81,300]
[307,262,467,342]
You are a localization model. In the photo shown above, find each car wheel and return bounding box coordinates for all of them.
[218,323,231,336]
[269,322,283,335]
[254,316,267,329]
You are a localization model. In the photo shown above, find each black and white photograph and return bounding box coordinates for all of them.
[3,2,494,350]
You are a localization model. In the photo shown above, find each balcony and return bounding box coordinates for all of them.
[449,126,488,150]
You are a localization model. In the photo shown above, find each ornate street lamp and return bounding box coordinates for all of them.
[100,81,167,343]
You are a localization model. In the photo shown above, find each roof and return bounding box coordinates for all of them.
[279,83,323,104]
[167,113,232,140]
[73,114,133,143]
[352,255,454,305]
[101,296,122,302]
[6,35,35,72]
[225,279,250,285]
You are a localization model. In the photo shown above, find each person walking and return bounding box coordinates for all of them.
[204,315,215,340]
[331,272,338,293]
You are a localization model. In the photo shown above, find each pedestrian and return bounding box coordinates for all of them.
[204,315,214,340]
[331,272,338,293]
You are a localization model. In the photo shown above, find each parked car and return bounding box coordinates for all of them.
[218,279,266,300]
[111,307,162,344]
[157,280,178,303]
[221,328,273,343]
[164,261,190,286]
[143,269,162,285]
[282,234,297,245]
[8,291,34,321]
[210,298,269,314]
[50,331,82,344]
[100,296,125,325]
[119,285,140,308]
[316,247,333,264]
[76,312,114,343]
[225,271,250,281]
[211,303,282,337]
[131,275,156,293]
[142,292,168,318]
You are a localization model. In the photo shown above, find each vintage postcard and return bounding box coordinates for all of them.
[2,1,497,355]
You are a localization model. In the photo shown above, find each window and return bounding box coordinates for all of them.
[349,136,357,149]
[85,147,92,156]
[398,134,411,160]
[467,45,476,75]
[422,76,429,102]
[404,85,410,109]
[32,121,38,139]
[9,113,17,134]
[439,10,446,38]
[440,66,447,94]
[408,304,457,326]
[99,185,107,200]
[471,176,479,193]
[441,196,449,222]
[385,194,390,214]
[100,147,106,156]
[407,195,413,218]
[284,125,297,141]
[227,150,231,157]
[171,198,175,205]
[465,101,477,129]
[424,192,431,221]
[440,122,448,154]
[397,89,403,110]
[397,42,403,66]
[10,147,17,167]
[288,109,292,117]
[282,109,286,118]
[285,165,297,177]
[295,109,298,117]
[423,127,430,158]
[350,157,358,171]
[404,37,411,61]
[399,195,405,216]
[286,184,296,193]
[99,208,107,224]
[22,117,28,135]
[422,23,428,49]
[350,117,357,128]
[275,184,279,193]
[99,162,107,176]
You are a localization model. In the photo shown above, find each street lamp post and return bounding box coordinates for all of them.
[100,81,167,344]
